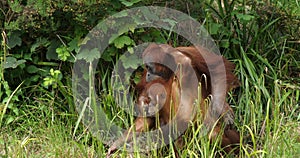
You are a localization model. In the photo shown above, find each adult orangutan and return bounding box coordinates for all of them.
[142,44,240,125]
[106,43,240,157]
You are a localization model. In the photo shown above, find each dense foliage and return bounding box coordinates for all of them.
[0,0,299,157]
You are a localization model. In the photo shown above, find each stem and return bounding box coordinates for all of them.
[1,30,7,81]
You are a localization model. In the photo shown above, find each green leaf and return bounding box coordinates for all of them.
[120,54,142,69]
[12,107,19,116]
[8,0,22,13]
[43,77,56,88]
[209,23,222,35]
[6,116,15,125]
[109,34,119,44]
[118,23,137,35]
[113,35,132,49]
[2,81,11,96]
[220,39,230,48]
[101,52,113,61]
[7,32,22,48]
[236,14,254,22]
[46,40,60,60]
[26,65,39,74]
[29,75,40,82]
[56,47,70,61]
[114,10,128,17]
[68,37,80,53]
[77,48,101,62]
[127,47,134,54]
[4,57,26,69]
[120,0,141,7]
[31,37,50,53]
[141,8,159,21]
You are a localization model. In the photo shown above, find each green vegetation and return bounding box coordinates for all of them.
[0,0,299,157]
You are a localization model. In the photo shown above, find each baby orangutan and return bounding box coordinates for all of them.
[136,81,167,117]
[107,77,179,157]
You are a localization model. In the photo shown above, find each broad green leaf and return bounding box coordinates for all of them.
[113,35,132,49]
[4,57,26,69]
[46,40,60,60]
[236,14,254,22]
[6,116,15,125]
[68,37,80,52]
[120,54,142,69]
[7,32,22,48]
[77,48,101,62]
[118,23,137,35]
[12,107,19,116]
[101,52,113,62]
[209,23,222,35]
[29,75,40,82]
[26,65,39,74]
[141,8,159,21]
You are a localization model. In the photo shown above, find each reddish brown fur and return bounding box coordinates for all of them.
[107,44,240,157]
[136,77,174,118]
[106,77,177,157]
